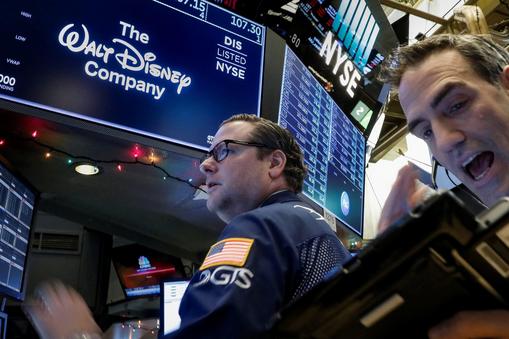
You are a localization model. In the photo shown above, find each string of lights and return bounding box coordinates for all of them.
[119,319,159,336]
[1,131,179,336]
[0,130,207,193]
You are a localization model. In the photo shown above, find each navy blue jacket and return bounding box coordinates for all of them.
[165,190,351,338]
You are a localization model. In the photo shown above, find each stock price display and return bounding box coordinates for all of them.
[0,0,265,150]
[279,47,365,234]
[0,163,34,299]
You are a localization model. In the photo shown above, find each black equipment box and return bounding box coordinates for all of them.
[273,191,509,338]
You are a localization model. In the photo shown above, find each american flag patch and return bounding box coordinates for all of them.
[200,237,254,270]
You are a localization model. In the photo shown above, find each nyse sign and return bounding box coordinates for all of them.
[319,31,361,98]
[216,36,246,79]
[332,0,380,72]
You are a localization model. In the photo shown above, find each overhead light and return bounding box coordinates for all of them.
[74,163,100,176]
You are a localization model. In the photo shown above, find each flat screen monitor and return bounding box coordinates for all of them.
[280,0,398,79]
[0,160,36,301]
[278,46,365,235]
[0,0,265,150]
[265,0,398,136]
[160,278,189,336]
[111,244,185,299]
[350,100,374,130]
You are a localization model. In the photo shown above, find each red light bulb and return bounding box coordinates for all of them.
[133,145,141,159]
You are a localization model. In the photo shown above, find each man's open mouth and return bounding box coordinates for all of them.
[462,151,494,181]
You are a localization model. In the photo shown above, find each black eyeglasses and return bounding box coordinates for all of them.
[200,139,274,164]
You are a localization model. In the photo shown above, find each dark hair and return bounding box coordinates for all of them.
[379,34,509,89]
[221,114,307,192]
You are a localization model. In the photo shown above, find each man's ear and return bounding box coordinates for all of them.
[268,150,287,179]
[501,65,509,90]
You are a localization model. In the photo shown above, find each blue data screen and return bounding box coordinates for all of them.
[0,0,265,150]
[0,163,35,300]
[279,47,365,235]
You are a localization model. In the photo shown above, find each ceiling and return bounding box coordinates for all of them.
[0,102,224,263]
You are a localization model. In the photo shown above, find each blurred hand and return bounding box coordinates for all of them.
[428,310,509,338]
[23,280,103,339]
[378,164,436,234]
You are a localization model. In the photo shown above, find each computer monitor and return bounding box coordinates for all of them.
[160,278,189,336]
[0,0,265,150]
[294,0,398,75]
[0,159,36,301]
[264,0,398,136]
[350,100,374,130]
[278,46,365,235]
[111,244,185,299]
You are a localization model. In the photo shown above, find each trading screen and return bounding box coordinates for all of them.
[279,47,365,235]
[0,163,34,300]
[0,0,265,150]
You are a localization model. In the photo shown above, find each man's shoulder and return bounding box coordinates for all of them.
[230,193,301,220]
[226,195,335,240]
[254,199,320,219]
[254,192,323,220]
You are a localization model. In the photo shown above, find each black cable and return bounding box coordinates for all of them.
[445,168,461,186]
[428,156,486,209]
[441,167,486,208]
[365,171,382,209]
[431,157,439,189]
[397,149,432,168]
[2,133,206,193]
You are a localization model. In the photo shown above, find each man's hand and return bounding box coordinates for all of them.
[23,280,103,339]
[428,310,509,338]
[378,164,436,234]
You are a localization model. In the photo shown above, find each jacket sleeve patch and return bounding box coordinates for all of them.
[200,237,254,270]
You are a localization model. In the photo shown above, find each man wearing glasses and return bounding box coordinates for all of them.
[24,114,350,339]
[168,114,350,338]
